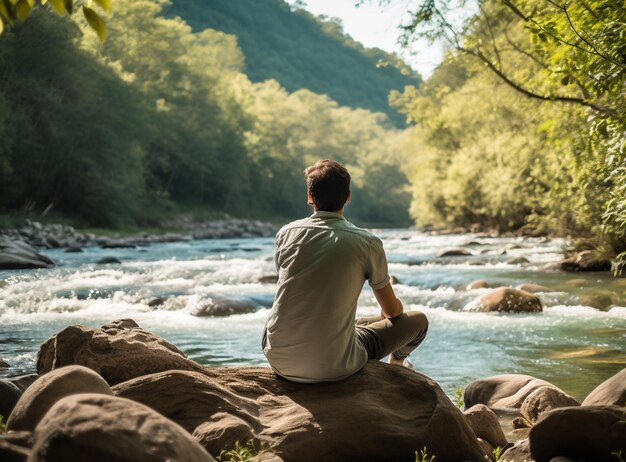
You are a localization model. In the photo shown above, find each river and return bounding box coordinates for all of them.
[1,229,625,401]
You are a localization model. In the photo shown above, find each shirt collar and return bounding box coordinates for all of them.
[310,211,346,220]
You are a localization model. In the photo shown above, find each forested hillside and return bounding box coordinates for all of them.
[0,1,411,228]
[164,0,420,126]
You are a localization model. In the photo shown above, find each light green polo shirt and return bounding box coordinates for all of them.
[263,211,390,383]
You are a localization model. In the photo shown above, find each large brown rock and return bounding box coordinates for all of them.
[0,374,38,420]
[7,365,112,431]
[529,405,626,462]
[0,431,32,462]
[463,404,508,448]
[501,438,532,462]
[115,363,487,462]
[464,374,555,409]
[466,288,542,313]
[36,319,205,385]
[582,368,626,406]
[29,393,215,462]
[520,386,579,423]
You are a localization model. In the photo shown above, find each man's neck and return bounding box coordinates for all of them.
[313,208,344,216]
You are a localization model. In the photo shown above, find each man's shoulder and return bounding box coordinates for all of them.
[277,216,381,246]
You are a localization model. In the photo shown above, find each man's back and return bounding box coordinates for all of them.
[263,211,389,383]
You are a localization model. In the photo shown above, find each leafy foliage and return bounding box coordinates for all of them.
[217,439,270,462]
[0,0,109,41]
[415,447,436,462]
[392,0,625,265]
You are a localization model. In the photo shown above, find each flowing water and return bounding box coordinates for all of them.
[1,229,625,401]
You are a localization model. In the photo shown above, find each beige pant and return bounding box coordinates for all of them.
[355,311,429,361]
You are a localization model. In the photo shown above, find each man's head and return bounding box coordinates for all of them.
[304,160,351,212]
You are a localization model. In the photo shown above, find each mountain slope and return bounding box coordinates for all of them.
[165,0,420,126]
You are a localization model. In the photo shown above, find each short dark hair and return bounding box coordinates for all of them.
[304,160,351,212]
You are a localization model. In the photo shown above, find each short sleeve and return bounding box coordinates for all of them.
[366,237,390,290]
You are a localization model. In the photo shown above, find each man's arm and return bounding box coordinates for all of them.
[374,282,404,319]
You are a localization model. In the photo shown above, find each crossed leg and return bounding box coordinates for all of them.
[355,311,429,364]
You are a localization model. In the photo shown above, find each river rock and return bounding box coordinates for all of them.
[95,256,122,264]
[115,363,486,462]
[37,319,205,385]
[501,438,532,462]
[464,374,556,409]
[529,405,626,462]
[0,357,8,368]
[0,238,54,270]
[465,288,542,313]
[582,368,626,406]
[192,298,259,317]
[29,393,215,462]
[559,251,611,272]
[7,365,112,432]
[0,431,32,462]
[463,404,508,448]
[520,386,579,423]
[506,256,529,265]
[192,414,256,458]
[467,280,489,290]
[438,248,472,257]
[0,375,38,420]
[580,292,618,311]
[516,283,552,293]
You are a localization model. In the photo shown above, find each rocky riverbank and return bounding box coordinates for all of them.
[0,218,276,270]
[0,320,624,462]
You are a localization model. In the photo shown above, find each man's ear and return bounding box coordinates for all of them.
[307,191,314,206]
[345,190,351,205]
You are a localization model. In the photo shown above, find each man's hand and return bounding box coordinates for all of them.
[374,281,404,319]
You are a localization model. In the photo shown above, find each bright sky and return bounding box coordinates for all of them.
[284,0,445,78]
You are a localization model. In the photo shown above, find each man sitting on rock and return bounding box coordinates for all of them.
[262,159,429,383]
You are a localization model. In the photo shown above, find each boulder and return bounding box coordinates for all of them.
[520,386,579,423]
[7,365,112,431]
[465,374,556,409]
[37,319,205,385]
[192,298,259,317]
[501,438,532,462]
[580,292,618,311]
[467,280,489,290]
[463,404,508,448]
[582,368,626,406]
[559,251,611,272]
[529,405,626,462]
[465,288,542,313]
[192,414,256,459]
[116,363,486,462]
[95,257,122,264]
[506,257,529,265]
[0,357,9,368]
[0,431,32,462]
[0,380,22,423]
[0,238,54,270]
[29,394,215,462]
[438,248,472,257]
[516,284,552,293]
[0,375,38,419]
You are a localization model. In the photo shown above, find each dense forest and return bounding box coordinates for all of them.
[164,0,421,127]
[0,0,412,228]
[391,0,625,270]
